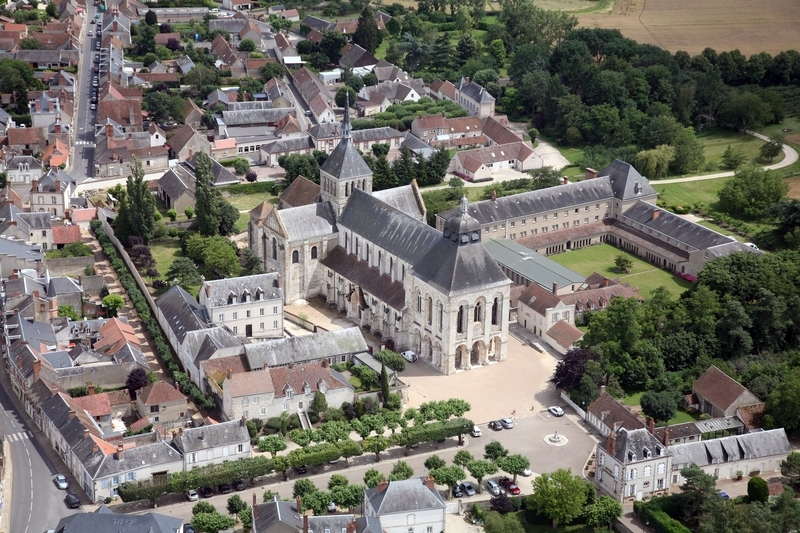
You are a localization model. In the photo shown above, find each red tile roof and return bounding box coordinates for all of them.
[138,381,187,405]
[693,365,753,411]
[269,360,348,398]
[71,392,112,417]
[94,318,140,355]
[52,225,81,245]
[546,320,584,349]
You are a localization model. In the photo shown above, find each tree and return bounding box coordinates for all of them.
[721,144,747,170]
[718,91,773,132]
[194,153,221,236]
[335,87,357,109]
[781,451,800,482]
[390,461,414,481]
[202,237,242,278]
[583,495,623,530]
[488,39,506,66]
[466,460,498,492]
[185,206,194,219]
[398,33,430,72]
[216,198,240,236]
[58,305,81,320]
[226,494,247,515]
[310,391,328,414]
[678,465,718,522]
[748,476,769,503]
[634,144,676,180]
[45,1,57,17]
[302,490,333,516]
[191,512,236,533]
[320,30,348,65]
[166,209,177,221]
[363,468,384,488]
[484,512,525,533]
[424,455,446,471]
[102,294,125,317]
[497,454,531,484]
[292,478,317,498]
[125,368,151,399]
[718,166,789,218]
[332,484,365,510]
[238,506,253,532]
[530,469,588,528]
[327,474,349,491]
[614,254,633,274]
[19,38,42,50]
[258,434,287,457]
[192,501,216,515]
[238,38,256,52]
[760,134,784,163]
[484,441,508,462]
[124,157,157,244]
[430,465,465,497]
[269,15,293,33]
[145,9,158,25]
[380,362,391,409]
[670,126,706,174]
[278,153,320,185]
[640,391,677,423]
[165,257,201,287]
[766,370,800,433]
[352,6,382,54]
[261,62,285,82]
[550,347,600,391]
[453,450,474,467]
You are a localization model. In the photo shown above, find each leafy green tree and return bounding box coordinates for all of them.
[302,490,332,516]
[483,511,525,533]
[453,450,474,467]
[760,134,784,163]
[670,126,706,174]
[363,468,384,488]
[216,198,240,236]
[640,391,677,423]
[269,15,293,33]
[310,391,328,414]
[484,441,508,462]
[430,465,465,498]
[238,38,256,52]
[331,484,365,510]
[335,86,357,109]
[238,505,253,532]
[696,501,750,533]
[488,39,507,66]
[781,451,800,481]
[191,512,236,533]
[424,455,446,471]
[194,153,219,235]
[278,153,320,185]
[292,478,317,498]
[363,435,390,461]
[318,421,350,443]
[721,144,747,170]
[165,257,201,287]
[328,474,349,491]
[102,294,125,317]
[126,367,150,394]
[771,488,800,533]
[19,38,42,50]
[766,369,800,433]
[352,6,382,54]
[203,237,242,278]
[497,454,530,484]
[320,30,348,65]
[678,465,718,522]
[718,166,789,218]
[145,9,158,25]
[192,501,216,515]
[634,144,676,180]
[258,434,287,457]
[380,362,390,408]
[748,476,769,503]
[466,460,498,493]
[530,469,588,528]
[390,461,414,480]
[45,1,57,17]
[583,495,622,530]
[261,62,285,82]
[58,305,81,320]
[614,254,633,274]
[398,33,430,72]
[718,91,774,132]
[226,494,247,515]
[184,206,194,219]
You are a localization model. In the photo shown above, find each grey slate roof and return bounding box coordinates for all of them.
[252,500,302,533]
[171,419,250,453]
[0,236,44,261]
[94,441,182,479]
[601,159,658,201]
[607,427,667,464]
[622,201,732,250]
[261,136,314,154]
[222,108,294,127]
[319,135,373,181]
[158,166,195,201]
[17,212,51,230]
[355,516,384,533]
[201,272,282,306]
[53,506,184,533]
[156,283,209,343]
[351,126,404,143]
[372,183,424,221]
[245,326,368,369]
[402,132,435,158]
[366,477,446,514]
[456,77,495,104]
[276,201,337,242]
[190,328,243,366]
[321,246,406,310]
[184,153,238,187]
[48,276,83,296]
[483,238,584,290]
[669,428,791,468]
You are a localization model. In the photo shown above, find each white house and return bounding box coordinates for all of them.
[364,477,446,533]
[198,273,284,339]
[170,418,251,469]
[595,427,671,503]
[515,282,582,355]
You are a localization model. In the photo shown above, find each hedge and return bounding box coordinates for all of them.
[90,220,215,410]
[223,181,277,196]
[634,500,691,533]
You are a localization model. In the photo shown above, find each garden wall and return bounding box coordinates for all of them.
[45,256,94,276]
[560,390,586,419]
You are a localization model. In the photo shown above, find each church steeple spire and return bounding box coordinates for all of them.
[343,91,352,140]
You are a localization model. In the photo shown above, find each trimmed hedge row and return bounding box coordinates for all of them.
[633,500,691,533]
[90,220,215,410]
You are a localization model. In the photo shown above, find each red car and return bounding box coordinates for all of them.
[498,476,521,495]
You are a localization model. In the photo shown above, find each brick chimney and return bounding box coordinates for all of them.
[49,298,58,318]
[377,478,389,494]
[663,426,670,447]
[113,19,118,32]
[31,178,38,191]
[303,515,309,533]
[648,417,655,435]
[253,493,258,518]
[552,282,558,295]
[600,385,606,396]
[33,359,41,381]
[116,442,124,460]
[346,520,357,533]
[105,123,113,138]
[84,428,89,438]
[227,368,233,380]
[33,290,40,299]
[562,177,569,185]
[604,277,610,287]
[68,409,76,420]
[111,151,117,161]
[295,495,302,512]
[606,430,617,456]
[54,122,61,134]
[51,386,59,397]
[92,442,99,453]
[652,209,659,221]
[55,179,61,192]
[465,77,470,85]
[241,415,247,427]
[424,476,435,492]
[491,190,497,201]
[585,167,598,180]
[88,382,96,395]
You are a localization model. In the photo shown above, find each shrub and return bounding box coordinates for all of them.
[167,209,177,221]
[184,206,194,219]
[748,476,769,503]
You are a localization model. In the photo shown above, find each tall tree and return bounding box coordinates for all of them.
[530,469,588,528]
[352,7,382,54]
[320,30,348,65]
[380,361,390,408]
[194,153,220,236]
[718,166,789,218]
[125,156,157,243]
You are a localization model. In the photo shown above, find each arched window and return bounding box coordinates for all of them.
[474,302,482,322]
[457,306,464,334]
[426,297,432,325]
[292,250,299,263]
[438,302,443,332]
[272,237,277,260]
[345,233,349,251]
[310,246,317,259]
[491,298,499,325]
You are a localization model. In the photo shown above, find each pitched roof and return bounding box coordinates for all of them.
[366,477,446,514]
[51,224,81,245]
[587,391,646,432]
[155,283,209,343]
[456,77,495,104]
[622,201,733,251]
[138,381,186,405]
[244,327,368,369]
[157,165,195,201]
[249,200,273,225]
[339,43,377,68]
[604,427,667,464]
[171,419,249,453]
[546,320,584,349]
[167,124,205,154]
[602,159,657,201]
[226,368,275,397]
[274,201,337,242]
[200,272,282,307]
[484,239,584,291]
[517,282,563,316]
[482,116,522,145]
[736,403,765,430]
[559,284,641,309]
[93,317,140,355]
[98,99,142,128]
[321,246,406,310]
[279,176,320,207]
[670,428,791,468]
[269,360,350,398]
[53,508,184,533]
[7,126,45,146]
[693,365,760,411]
[71,392,113,417]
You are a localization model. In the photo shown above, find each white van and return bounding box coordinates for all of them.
[401,350,417,362]
[471,425,482,437]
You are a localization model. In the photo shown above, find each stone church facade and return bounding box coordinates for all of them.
[250,110,511,375]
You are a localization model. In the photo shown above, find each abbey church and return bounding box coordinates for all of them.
[249,109,512,375]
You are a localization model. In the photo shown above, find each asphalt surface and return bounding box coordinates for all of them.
[69,4,99,179]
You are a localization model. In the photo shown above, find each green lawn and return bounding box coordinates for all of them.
[655,179,728,211]
[622,391,645,406]
[697,127,775,171]
[149,238,200,297]
[548,244,693,299]
[224,192,278,212]
[514,512,593,533]
[666,409,701,425]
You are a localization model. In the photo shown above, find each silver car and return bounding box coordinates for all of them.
[485,480,501,496]
[54,474,68,489]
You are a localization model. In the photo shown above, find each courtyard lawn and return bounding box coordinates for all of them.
[666,409,700,425]
[223,192,279,212]
[548,244,692,299]
[653,179,728,211]
[515,512,594,533]
[622,391,645,407]
[149,238,200,297]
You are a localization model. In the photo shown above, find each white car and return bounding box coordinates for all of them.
[401,350,417,362]
[521,468,533,477]
[471,425,482,437]
[185,489,199,502]
[548,406,565,417]
[54,474,69,489]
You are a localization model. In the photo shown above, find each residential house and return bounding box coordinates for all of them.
[31,168,76,217]
[586,389,646,437]
[167,124,211,161]
[175,54,196,75]
[275,8,299,21]
[157,164,196,213]
[101,10,132,46]
[559,283,641,319]
[429,78,456,102]
[410,113,484,148]
[12,49,79,70]
[182,98,204,129]
[41,137,69,169]
[244,327,370,370]
[293,67,335,123]
[170,418,251,469]
[136,381,188,427]
[0,107,15,134]
[29,91,63,128]
[223,0,252,10]
[265,76,293,108]
[482,115,522,146]
[211,34,245,77]
[691,365,763,418]
[52,224,81,249]
[4,154,42,187]
[454,76,495,117]
[515,282,582,354]
[363,477,446,533]
[669,429,791,483]
[51,507,184,533]
[359,80,424,107]
[0,207,52,249]
[252,499,355,533]
[301,15,334,32]
[211,138,237,161]
[262,360,353,419]
[98,99,143,132]
[339,44,378,69]
[372,60,412,84]
[7,126,47,155]
[451,141,540,181]
[154,32,180,47]
[140,7,210,24]
[595,427,671,502]
[198,273,284,339]
[0,236,44,273]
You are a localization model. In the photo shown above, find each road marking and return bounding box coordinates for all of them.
[6,431,33,442]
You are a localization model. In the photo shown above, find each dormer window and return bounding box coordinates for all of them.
[628,451,636,461]
[243,289,251,303]
[643,447,651,459]
[228,292,237,305]
[256,288,264,301]
[285,387,293,399]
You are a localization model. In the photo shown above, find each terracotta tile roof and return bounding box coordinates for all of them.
[269,360,348,398]
[3,23,27,32]
[8,126,45,146]
[517,282,561,316]
[306,29,323,44]
[98,99,143,128]
[653,422,701,442]
[587,391,646,432]
[138,381,186,405]
[769,483,786,496]
[693,365,753,411]
[736,403,765,430]
[71,207,97,222]
[279,175,319,207]
[91,433,117,454]
[249,200,273,225]
[138,73,179,83]
[154,32,180,45]
[106,389,132,407]
[201,354,249,386]
[559,284,641,310]
[214,138,236,150]
[128,417,152,432]
[42,137,69,167]
[546,320,583,349]
[94,318,140,355]
[227,368,274,397]
[52,225,81,244]
[482,116,522,145]
[71,392,112,417]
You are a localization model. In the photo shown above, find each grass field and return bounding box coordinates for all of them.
[548,243,693,298]
[513,512,593,533]
[622,391,644,406]
[654,179,728,211]
[697,128,775,170]
[222,192,278,212]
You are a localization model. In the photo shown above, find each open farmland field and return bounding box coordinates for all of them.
[577,0,800,55]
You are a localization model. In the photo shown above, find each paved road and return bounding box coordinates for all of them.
[0,371,82,533]
[68,4,98,179]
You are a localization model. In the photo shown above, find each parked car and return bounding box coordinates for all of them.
[294,465,308,474]
[183,525,196,533]
[485,480,501,496]
[499,418,514,429]
[88,30,93,36]
[522,468,533,477]
[488,420,503,431]
[65,494,81,509]
[499,476,521,495]
[471,425,482,437]
[327,501,337,513]
[452,485,464,498]
[233,479,245,491]
[199,486,214,498]
[185,489,199,502]
[719,491,730,500]
[218,483,232,494]
[54,474,69,489]
[548,406,565,417]
[401,350,418,362]
[460,482,476,496]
